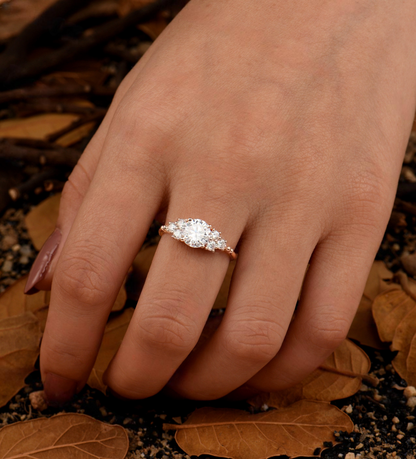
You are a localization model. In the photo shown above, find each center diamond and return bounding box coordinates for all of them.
[183,219,210,248]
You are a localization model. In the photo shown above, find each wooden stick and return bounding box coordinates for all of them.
[0,85,115,105]
[0,140,81,167]
[0,0,173,88]
[9,167,66,200]
[0,0,94,74]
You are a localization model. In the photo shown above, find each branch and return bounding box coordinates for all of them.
[0,85,115,105]
[0,139,81,167]
[0,0,94,73]
[0,0,173,88]
[9,167,67,200]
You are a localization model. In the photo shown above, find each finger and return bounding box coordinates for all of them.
[103,193,248,400]
[24,46,160,294]
[246,227,383,392]
[40,122,165,405]
[166,217,317,399]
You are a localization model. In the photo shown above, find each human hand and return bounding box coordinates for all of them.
[25,0,416,403]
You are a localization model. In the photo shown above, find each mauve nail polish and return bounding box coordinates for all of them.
[43,373,77,407]
[24,228,62,295]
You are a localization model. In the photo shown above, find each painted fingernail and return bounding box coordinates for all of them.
[24,228,62,295]
[43,373,77,407]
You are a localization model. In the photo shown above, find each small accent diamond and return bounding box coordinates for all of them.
[211,230,220,240]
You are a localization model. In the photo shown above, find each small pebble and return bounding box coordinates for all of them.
[393,416,400,424]
[20,244,32,256]
[407,422,414,431]
[407,397,416,408]
[404,386,416,399]
[345,405,353,414]
[29,391,48,411]
[1,260,13,272]
[345,453,356,459]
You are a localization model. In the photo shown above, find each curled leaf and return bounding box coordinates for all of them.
[391,306,416,386]
[165,401,353,459]
[348,261,399,348]
[0,413,129,459]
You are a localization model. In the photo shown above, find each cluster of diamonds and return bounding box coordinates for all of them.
[160,218,229,252]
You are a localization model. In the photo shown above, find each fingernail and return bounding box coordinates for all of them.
[43,373,77,407]
[24,228,62,295]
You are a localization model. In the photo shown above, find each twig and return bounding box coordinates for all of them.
[0,85,115,105]
[46,111,105,142]
[394,198,416,217]
[14,101,107,117]
[319,364,379,387]
[0,139,81,167]
[0,0,94,75]
[8,167,66,200]
[0,0,173,88]
[104,43,144,64]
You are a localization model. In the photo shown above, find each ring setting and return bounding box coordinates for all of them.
[159,218,237,260]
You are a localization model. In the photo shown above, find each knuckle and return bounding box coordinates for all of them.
[306,310,349,351]
[56,249,113,311]
[138,297,200,354]
[224,315,283,363]
[42,334,87,372]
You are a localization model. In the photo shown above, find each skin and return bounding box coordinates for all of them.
[36,0,416,401]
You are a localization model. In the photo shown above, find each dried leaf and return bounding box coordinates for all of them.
[372,278,416,385]
[0,413,129,459]
[0,0,56,41]
[0,114,79,140]
[0,312,41,408]
[165,401,353,459]
[391,306,416,386]
[25,193,61,250]
[253,340,370,409]
[348,261,399,348]
[88,309,134,393]
[373,289,415,343]
[0,276,49,331]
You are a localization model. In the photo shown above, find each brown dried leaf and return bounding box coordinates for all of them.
[0,276,49,330]
[348,261,399,348]
[0,0,56,41]
[165,401,353,459]
[0,312,41,408]
[88,308,134,393]
[254,340,370,409]
[0,413,129,458]
[0,114,79,140]
[391,306,416,386]
[373,289,416,343]
[25,193,61,250]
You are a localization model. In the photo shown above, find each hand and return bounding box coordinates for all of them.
[26,0,416,403]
